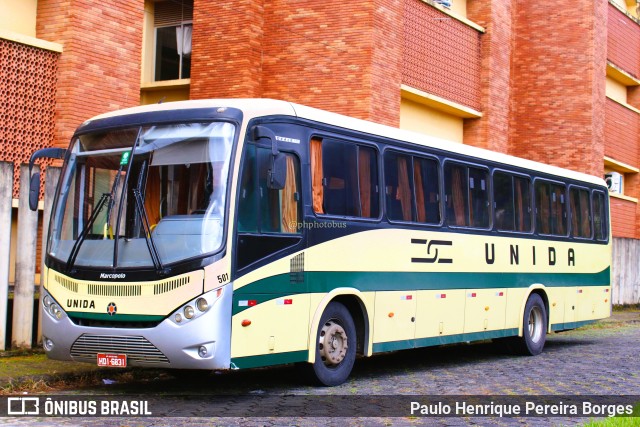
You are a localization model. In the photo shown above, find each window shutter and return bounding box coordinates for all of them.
[154,0,193,26]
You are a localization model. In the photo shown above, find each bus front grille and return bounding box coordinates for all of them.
[70,334,170,365]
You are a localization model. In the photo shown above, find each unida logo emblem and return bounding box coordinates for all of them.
[107,302,117,316]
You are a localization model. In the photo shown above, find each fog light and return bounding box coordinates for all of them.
[184,306,195,319]
[198,346,207,358]
[43,295,52,307]
[175,313,182,323]
[196,298,208,312]
[43,337,54,351]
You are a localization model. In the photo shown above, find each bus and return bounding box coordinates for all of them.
[29,99,611,386]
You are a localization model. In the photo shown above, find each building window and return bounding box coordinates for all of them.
[154,0,193,81]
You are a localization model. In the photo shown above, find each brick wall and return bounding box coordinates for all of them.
[403,0,481,112]
[611,197,637,238]
[605,99,639,166]
[0,38,58,198]
[36,0,144,148]
[191,0,402,125]
[607,3,640,79]
[509,0,608,178]
[190,0,264,99]
[464,0,513,152]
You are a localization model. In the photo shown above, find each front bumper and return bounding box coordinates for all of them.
[41,284,233,370]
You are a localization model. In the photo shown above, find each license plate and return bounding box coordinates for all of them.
[97,353,127,368]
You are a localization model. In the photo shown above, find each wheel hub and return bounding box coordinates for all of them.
[318,320,348,366]
[528,306,544,343]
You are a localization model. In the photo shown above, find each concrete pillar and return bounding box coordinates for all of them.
[12,165,39,348]
[0,162,13,350]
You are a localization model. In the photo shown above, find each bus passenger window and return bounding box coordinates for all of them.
[514,177,532,232]
[314,138,379,218]
[593,191,608,241]
[494,172,514,231]
[494,172,531,232]
[536,181,567,236]
[469,167,489,228]
[445,163,489,228]
[384,151,414,222]
[414,157,440,224]
[570,187,592,238]
[445,163,469,227]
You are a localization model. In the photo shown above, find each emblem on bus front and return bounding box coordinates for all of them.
[107,302,117,316]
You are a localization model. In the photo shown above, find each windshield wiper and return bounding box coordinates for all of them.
[65,193,110,273]
[132,187,164,273]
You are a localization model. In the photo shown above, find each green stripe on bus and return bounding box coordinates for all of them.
[67,312,165,322]
[237,268,610,294]
[372,328,519,353]
[551,320,597,331]
[233,268,610,314]
[231,350,308,369]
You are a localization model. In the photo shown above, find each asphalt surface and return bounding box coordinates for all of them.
[1,311,639,426]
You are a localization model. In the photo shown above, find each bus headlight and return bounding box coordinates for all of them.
[184,306,195,319]
[170,286,225,326]
[43,295,52,307]
[196,298,208,312]
[50,304,62,319]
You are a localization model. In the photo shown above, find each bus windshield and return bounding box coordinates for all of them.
[49,121,235,269]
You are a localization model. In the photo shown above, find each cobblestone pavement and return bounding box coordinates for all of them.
[3,316,640,427]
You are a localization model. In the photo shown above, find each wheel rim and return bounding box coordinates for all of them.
[528,306,544,343]
[318,319,348,367]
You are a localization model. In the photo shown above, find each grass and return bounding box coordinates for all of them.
[612,304,640,312]
[579,404,640,427]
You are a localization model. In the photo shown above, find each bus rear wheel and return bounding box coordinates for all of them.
[309,302,356,386]
[514,293,547,356]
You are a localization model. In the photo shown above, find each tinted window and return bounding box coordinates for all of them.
[384,152,414,222]
[414,157,441,224]
[316,139,379,218]
[570,187,592,238]
[535,181,567,236]
[494,172,532,232]
[593,191,608,241]
[445,163,489,228]
[237,146,301,234]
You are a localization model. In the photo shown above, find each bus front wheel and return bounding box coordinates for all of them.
[515,293,547,356]
[309,301,356,386]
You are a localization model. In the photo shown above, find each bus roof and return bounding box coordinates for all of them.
[84,98,606,187]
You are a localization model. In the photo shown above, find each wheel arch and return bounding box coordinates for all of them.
[518,285,550,336]
[307,288,372,364]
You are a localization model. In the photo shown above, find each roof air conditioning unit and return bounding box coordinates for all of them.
[605,172,623,195]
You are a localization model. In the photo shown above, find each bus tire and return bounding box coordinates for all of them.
[514,293,547,356]
[309,301,356,386]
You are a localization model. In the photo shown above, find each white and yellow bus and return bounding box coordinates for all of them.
[30,99,611,386]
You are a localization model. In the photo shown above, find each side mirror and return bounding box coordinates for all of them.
[252,125,287,190]
[28,147,67,211]
[268,153,287,190]
[29,172,41,211]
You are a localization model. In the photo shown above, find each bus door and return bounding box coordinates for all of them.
[232,128,310,361]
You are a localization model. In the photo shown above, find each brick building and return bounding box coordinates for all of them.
[1,0,639,298]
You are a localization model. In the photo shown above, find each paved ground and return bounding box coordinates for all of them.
[1,311,639,426]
